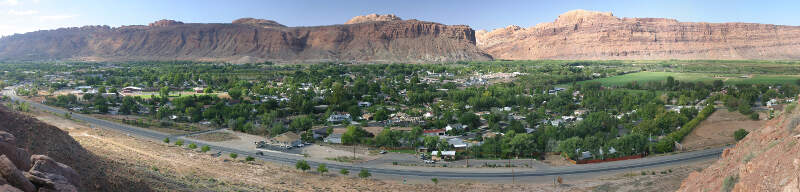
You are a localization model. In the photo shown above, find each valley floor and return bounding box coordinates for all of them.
[22,106,713,191]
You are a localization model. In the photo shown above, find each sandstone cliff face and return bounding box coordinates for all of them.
[477,9,800,60]
[0,17,490,63]
[678,107,800,192]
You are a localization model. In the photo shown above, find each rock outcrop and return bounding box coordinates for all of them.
[0,17,490,63]
[0,131,79,192]
[345,14,402,24]
[477,9,800,60]
[678,107,800,191]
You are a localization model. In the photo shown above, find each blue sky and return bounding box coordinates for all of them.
[1,0,798,36]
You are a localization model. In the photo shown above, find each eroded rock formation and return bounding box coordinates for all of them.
[0,131,80,192]
[0,16,490,63]
[477,9,800,60]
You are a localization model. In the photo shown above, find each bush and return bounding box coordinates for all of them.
[296,160,310,172]
[734,129,749,141]
[317,164,328,175]
[722,174,739,192]
[431,178,439,185]
[229,153,238,159]
[749,113,759,120]
[188,143,197,149]
[163,137,170,143]
[339,169,349,175]
[358,169,371,178]
[175,140,183,146]
[201,145,210,152]
[245,156,255,161]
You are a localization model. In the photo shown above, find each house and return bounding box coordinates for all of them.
[423,129,446,137]
[121,86,143,93]
[327,113,352,123]
[447,138,468,149]
[430,151,456,161]
[193,87,205,93]
[445,124,465,132]
[324,133,343,144]
[579,151,593,160]
[423,112,434,118]
[270,132,302,147]
[357,101,372,107]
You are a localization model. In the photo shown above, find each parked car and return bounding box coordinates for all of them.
[379,150,387,154]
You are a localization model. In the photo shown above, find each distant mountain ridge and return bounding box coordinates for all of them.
[0,15,491,63]
[476,9,800,60]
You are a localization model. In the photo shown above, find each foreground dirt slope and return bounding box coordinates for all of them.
[0,106,156,191]
[0,15,491,63]
[477,9,800,60]
[678,106,800,191]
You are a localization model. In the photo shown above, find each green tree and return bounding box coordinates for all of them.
[317,164,328,175]
[296,160,310,172]
[339,169,349,175]
[358,169,371,178]
[188,143,197,149]
[431,178,439,185]
[163,137,170,143]
[734,129,749,141]
[289,115,313,132]
[342,125,369,144]
[228,88,243,100]
[175,140,183,146]
[229,153,238,159]
[159,86,170,99]
[201,145,210,152]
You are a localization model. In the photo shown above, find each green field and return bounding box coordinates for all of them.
[581,72,800,86]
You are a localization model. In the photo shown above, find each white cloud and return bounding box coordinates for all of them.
[38,14,78,21]
[7,9,37,16]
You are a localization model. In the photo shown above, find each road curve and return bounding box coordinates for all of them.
[3,88,724,179]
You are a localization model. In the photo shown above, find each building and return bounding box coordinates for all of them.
[327,113,352,123]
[357,101,372,107]
[270,132,302,147]
[121,86,143,93]
[445,124,465,132]
[324,134,343,144]
[430,151,456,161]
[193,87,205,93]
[424,129,445,137]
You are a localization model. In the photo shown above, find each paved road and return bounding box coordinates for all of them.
[3,88,725,180]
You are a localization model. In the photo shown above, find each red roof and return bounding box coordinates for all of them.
[424,129,445,133]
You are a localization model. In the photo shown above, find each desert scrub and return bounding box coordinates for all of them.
[722,174,739,192]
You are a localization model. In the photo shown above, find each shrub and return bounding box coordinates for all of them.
[175,140,184,146]
[201,145,210,152]
[229,153,238,159]
[188,143,197,149]
[722,174,739,192]
[163,137,170,143]
[431,178,439,184]
[734,129,749,141]
[246,156,255,161]
[749,113,759,120]
[317,164,328,175]
[358,169,371,178]
[339,169,349,175]
[296,160,310,172]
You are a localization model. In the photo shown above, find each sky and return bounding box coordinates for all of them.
[1,0,799,36]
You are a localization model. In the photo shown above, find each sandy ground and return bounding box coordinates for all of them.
[188,131,240,142]
[181,129,265,151]
[303,144,381,162]
[682,109,767,150]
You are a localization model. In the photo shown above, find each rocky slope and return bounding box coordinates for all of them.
[477,9,800,60]
[678,106,800,191]
[0,15,490,63]
[0,106,155,191]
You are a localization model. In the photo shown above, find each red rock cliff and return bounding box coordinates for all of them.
[0,17,490,63]
[477,9,800,60]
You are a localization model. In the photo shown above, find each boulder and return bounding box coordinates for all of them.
[0,131,16,145]
[0,155,36,192]
[0,140,31,171]
[28,155,79,187]
[0,184,23,192]
[25,171,77,192]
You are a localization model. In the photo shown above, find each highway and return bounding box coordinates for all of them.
[3,87,725,180]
